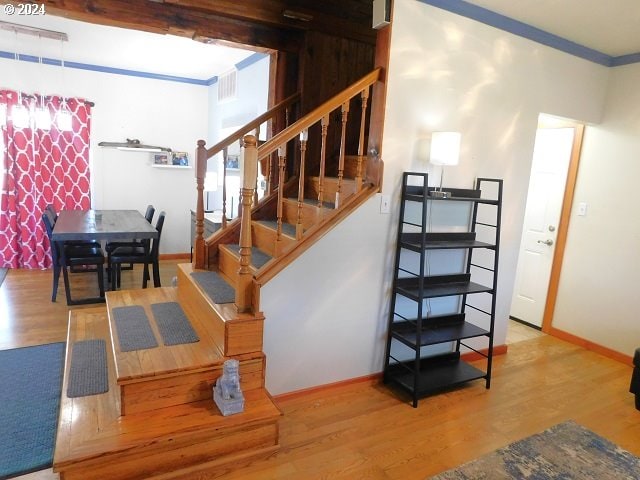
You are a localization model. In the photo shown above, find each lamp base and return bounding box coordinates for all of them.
[429,190,451,199]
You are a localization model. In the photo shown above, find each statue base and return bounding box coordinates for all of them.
[213,388,245,416]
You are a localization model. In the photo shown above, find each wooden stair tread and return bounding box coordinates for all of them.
[177,263,265,356]
[219,243,273,269]
[255,219,297,238]
[106,287,228,384]
[55,307,280,478]
[309,175,356,184]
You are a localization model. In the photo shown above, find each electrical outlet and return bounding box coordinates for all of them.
[380,194,391,214]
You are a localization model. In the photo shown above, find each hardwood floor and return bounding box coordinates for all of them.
[506,318,545,344]
[2,263,639,479]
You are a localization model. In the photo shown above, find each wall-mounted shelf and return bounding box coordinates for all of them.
[151,164,192,169]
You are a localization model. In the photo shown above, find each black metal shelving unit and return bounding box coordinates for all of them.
[383,172,503,407]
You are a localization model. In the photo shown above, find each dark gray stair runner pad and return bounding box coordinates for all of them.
[150,302,200,346]
[190,271,235,304]
[226,244,272,269]
[257,219,297,237]
[67,339,109,398]
[112,305,159,352]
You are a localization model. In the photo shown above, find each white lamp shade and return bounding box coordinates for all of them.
[430,132,461,166]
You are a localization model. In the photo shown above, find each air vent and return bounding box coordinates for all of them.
[217,69,237,102]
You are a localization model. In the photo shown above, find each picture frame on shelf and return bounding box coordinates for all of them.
[172,152,189,166]
[153,152,170,165]
[225,154,239,170]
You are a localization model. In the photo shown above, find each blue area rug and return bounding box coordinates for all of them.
[431,421,640,479]
[0,342,65,479]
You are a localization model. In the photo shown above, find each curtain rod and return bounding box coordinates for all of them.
[12,91,95,107]
[0,20,68,42]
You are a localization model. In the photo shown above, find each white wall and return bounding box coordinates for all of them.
[1,57,208,254]
[262,1,611,395]
[552,64,640,356]
[206,55,270,214]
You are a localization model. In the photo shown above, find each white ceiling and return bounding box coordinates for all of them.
[0,11,254,80]
[464,0,640,57]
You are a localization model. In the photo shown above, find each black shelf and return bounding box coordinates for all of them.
[396,274,493,301]
[391,315,489,348]
[404,185,499,205]
[383,173,502,407]
[400,232,495,251]
[386,353,487,397]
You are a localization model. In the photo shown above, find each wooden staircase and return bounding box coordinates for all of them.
[53,285,280,480]
[53,69,383,479]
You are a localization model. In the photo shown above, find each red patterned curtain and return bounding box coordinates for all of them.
[0,90,92,269]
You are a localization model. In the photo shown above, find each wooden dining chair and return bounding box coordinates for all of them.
[109,211,165,290]
[42,213,106,305]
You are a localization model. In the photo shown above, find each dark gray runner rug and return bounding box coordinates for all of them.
[112,305,159,352]
[226,244,272,268]
[256,219,297,237]
[67,339,109,398]
[151,302,200,346]
[0,267,7,288]
[191,271,235,304]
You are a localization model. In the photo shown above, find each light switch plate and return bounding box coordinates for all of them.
[380,194,391,214]
[577,202,587,216]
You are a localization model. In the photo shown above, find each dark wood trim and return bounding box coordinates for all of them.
[548,326,633,366]
[366,16,393,190]
[272,344,509,402]
[159,253,190,260]
[460,344,508,362]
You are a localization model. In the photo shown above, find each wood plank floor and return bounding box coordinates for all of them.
[1,262,639,479]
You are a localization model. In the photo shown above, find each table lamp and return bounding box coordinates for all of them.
[429,131,461,198]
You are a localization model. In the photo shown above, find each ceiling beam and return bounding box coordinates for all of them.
[15,0,301,52]
[10,0,375,52]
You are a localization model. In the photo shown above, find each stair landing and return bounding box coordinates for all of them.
[54,307,281,480]
[106,287,265,415]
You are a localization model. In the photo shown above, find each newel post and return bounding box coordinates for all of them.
[194,139,207,270]
[235,134,258,313]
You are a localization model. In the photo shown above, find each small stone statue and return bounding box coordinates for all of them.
[213,359,245,416]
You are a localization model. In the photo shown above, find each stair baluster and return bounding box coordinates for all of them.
[253,126,260,206]
[222,146,228,228]
[276,145,286,254]
[357,86,370,191]
[318,114,329,210]
[297,129,308,239]
[236,135,258,313]
[194,140,207,269]
[336,101,350,208]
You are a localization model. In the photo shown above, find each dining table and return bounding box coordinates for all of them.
[51,209,159,303]
[52,209,159,243]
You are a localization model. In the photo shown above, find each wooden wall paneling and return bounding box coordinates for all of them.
[299,31,375,180]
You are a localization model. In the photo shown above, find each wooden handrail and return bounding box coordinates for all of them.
[205,92,300,160]
[257,69,381,160]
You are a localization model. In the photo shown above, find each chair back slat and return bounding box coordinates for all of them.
[151,212,166,258]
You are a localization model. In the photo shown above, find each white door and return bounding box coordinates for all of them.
[510,127,575,327]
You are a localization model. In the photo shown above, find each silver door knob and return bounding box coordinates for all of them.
[537,239,554,246]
